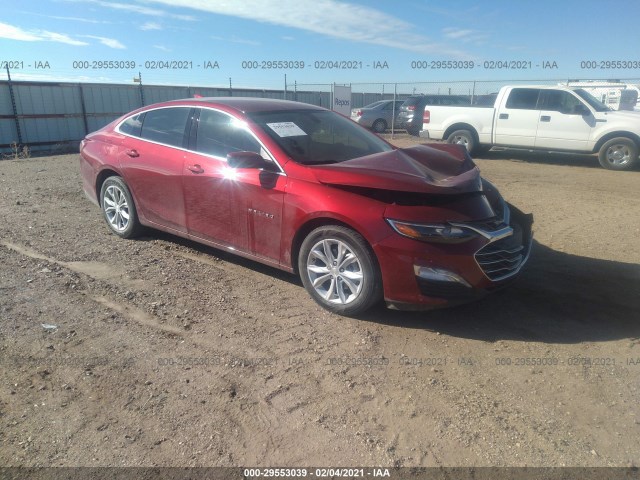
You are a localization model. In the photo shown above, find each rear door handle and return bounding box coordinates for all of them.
[187,164,204,174]
[540,115,551,122]
[126,149,139,158]
[499,113,509,120]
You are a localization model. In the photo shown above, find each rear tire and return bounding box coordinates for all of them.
[447,129,476,154]
[298,226,382,316]
[597,137,639,170]
[372,119,387,133]
[100,176,143,239]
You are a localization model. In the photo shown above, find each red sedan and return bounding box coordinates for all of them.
[80,98,532,315]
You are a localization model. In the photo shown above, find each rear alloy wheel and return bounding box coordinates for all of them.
[447,129,476,154]
[100,176,143,238]
[299,226,382,316]
[598,137,639,170]
[372,119,387,133]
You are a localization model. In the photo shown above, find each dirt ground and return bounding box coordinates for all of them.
[1,135,639,468]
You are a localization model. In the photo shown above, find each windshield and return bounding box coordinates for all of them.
[573,89,611,112]
[248,109,393,165]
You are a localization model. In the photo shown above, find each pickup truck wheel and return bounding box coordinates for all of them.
[447,129,476,154]
[372,119,387,133]
[598,137,639,170]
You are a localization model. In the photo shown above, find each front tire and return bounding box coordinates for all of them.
[598,137,639,170]
[447,129,476,154]
[100,176,143,238]
[298,226,382,316]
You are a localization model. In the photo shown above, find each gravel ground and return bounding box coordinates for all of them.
[0,135,639,467]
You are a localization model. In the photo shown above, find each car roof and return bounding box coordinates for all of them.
[141,97,327,114]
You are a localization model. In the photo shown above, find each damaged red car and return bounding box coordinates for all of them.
[80,98,533,315]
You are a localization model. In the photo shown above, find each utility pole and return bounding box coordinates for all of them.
[6,64,23,145]
[133,72,144,106]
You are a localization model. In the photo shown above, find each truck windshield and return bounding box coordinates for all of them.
[573,89,611,112]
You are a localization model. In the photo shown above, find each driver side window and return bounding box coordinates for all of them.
[196,109,263,158]
[540,90,584,114]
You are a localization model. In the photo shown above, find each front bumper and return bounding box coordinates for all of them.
[376,204,533,310]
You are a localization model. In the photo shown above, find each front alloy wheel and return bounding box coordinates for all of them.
[307,238,363,304]
[299,226,382,315]
[598,137,639,170]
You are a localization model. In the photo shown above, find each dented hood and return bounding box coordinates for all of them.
[312,144,481,194]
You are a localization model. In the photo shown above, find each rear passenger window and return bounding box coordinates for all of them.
[505,89,541,110]
[119,113,144,137]
[196,109,261,158]
[140,107,190,148]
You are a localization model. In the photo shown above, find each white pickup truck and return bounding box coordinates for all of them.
[419,85,640,170]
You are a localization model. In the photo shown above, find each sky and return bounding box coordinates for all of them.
[2,0,640,91]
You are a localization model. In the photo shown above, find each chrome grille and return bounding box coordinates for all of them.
[475,224,526,281]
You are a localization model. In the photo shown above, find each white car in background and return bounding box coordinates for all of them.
[350,100,404,133]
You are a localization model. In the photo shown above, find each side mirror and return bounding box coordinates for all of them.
[227,151,268,169]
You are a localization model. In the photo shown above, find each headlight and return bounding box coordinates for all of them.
[386,219,477,243]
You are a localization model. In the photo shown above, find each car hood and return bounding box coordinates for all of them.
[312,144,481,194]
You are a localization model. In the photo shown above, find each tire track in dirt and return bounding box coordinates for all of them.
[1,241,150,291]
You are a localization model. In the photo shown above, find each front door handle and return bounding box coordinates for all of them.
[499,113,509,120]
[126,149,139,158]
[540,115,551,122]
[187,164,204,174]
